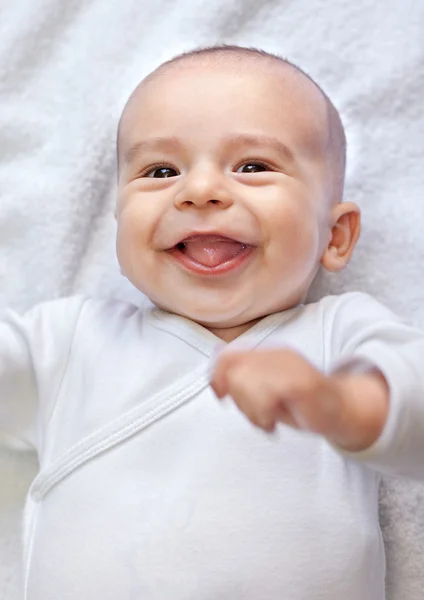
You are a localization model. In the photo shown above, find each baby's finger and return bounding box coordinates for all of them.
[210,350,250,399]
[275,405,299,429]
[222,362,283,430]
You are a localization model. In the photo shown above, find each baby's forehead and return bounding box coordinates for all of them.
[131,55,324,108]
[118,55,329,147]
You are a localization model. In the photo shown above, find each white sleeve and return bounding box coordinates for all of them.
[324,292,424,480]
[0,297,87,451]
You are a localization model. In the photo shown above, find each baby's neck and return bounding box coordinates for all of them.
[206,318,262,343]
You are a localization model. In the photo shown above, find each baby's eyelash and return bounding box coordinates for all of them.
[234,159,276,172]
[138,163,178,177]
[136,159,277,178]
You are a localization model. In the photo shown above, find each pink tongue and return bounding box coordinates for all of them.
[182,238,245,267]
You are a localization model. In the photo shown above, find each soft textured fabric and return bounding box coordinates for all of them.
[1,1,424,599]
[1,292,424,599]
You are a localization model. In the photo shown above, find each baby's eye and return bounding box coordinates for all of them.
[236,163,269,174]
[145,166,179,178]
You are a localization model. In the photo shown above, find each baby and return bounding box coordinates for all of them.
[1,45,424,600]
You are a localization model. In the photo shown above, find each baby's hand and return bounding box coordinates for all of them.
[210,349,389,452]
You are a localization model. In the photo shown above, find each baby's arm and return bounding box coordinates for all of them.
[211,348,389,451]
[0,298,86,449]
[211,293,424,480]
[0,310,39,447]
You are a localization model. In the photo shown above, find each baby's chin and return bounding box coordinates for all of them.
[154,296,266,333]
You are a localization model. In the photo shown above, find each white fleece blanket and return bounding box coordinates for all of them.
[0,0,423,598]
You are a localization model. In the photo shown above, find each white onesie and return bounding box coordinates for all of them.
[1,291,424,600]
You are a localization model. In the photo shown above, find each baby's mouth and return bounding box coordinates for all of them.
[172,235,250,268]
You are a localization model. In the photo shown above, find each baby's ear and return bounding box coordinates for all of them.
[320,202,361,272]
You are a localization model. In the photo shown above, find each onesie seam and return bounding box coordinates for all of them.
[322,293,362,372]
[149,305,300,355]
[0,429,36,451]
[2,311,41,446]
[23,499,40,600]
[30,366,210,501]
[149,312,214,356]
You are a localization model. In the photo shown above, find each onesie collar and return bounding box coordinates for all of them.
[147,305,301,358]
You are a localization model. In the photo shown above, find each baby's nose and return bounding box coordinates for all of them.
[173,167,233,210]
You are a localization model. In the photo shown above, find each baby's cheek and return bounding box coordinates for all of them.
[297,218,321,260]
[267,216,322,298]
[116,220,145,282]
[275,203,320,257]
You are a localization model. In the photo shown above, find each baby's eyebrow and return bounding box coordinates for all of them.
[224,134,296,163]
[123,136,183,166]
[122,133,296,166]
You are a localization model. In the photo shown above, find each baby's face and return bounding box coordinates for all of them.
[116,60,337,332]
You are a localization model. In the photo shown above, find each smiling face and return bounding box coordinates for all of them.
[116,56,356,338]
